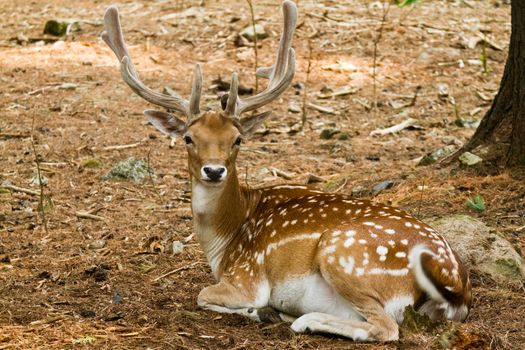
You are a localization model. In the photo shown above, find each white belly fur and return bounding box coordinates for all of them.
[270,273,364,320]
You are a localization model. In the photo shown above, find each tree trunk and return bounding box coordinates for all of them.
[445,0,525,167]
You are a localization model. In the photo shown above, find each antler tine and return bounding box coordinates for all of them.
[227,0,297,117]
[101,6,201,119]
[189,64,203,117]
[224,73,239,117]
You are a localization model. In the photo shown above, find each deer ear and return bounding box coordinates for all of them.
[144,109,187,136]
[240,111,271,137]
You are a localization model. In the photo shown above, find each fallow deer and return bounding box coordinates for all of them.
[101,1,471,342]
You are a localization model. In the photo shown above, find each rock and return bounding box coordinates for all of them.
[436,83,449,100]
[319,128,339,140]
[459,151,482,166]
[351,185,366,197]
[79,309,96,318]
[305,174,324,184]
[426,215,525,286]
[454,117,480,128]
[30,172,48,186]
[112,290,123,305]
[240,24,268,42]
[171,240,184,255]
[418,146,455,166]
[88,239,106,250]
[43,19,81,36]
[288,102,301,113]
[82,158,102,169]
[370,180,394,196]
[337,132,351,141]
[323,176,346,192]
[103,157,155,182]
[441,135,463,146]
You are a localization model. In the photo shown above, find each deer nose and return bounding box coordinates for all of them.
[201,165,227,182]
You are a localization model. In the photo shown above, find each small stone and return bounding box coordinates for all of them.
[43,19,81,36]
[104,312,123,321]
[288,103,301,113]
[37,271,51,279]
[305,174,325,184]
[459,151,482,166]
[30,172,48,186]
[88,240,106,250]
[351,185,366,197]
[79,309,96,318]
[454,117,480,128]
[103,157,155,182]
[172,241,184,255]
[337,132,351,141]
[319,128,339,140]
[442,136,462,146]
[82,158,102,169]
[370,180,394,196]
[436,83,449,100]
[112,290,123,305]
[240,24,268,42]
[418,146,455,166]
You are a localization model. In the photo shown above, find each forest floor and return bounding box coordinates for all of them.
[1,0,524,349]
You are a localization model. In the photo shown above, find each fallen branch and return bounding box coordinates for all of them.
[154,261,206,281]
[307,103,336,115]
[0,182,40,196]
[370,118,416,136]
[75,210,106,221]
[0,133,31,139]
[101,139,146,151]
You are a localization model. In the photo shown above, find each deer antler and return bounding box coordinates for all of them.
[101,6,202,119]
[225,0,297,118]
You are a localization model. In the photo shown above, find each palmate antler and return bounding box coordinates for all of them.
[224,0,297,118]
[101,1,297,121]
[101,6,202,119]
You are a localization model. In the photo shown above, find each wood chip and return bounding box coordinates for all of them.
[370,118,416,136]
[307,103,336,115]
[317,86,359,99]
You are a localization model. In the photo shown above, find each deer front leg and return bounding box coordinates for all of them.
[198,280,282,322]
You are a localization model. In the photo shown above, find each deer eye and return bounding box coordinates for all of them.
[234,137,242,146]
[184,135,193,145]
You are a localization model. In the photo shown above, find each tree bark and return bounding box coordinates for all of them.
[443,0,525,167]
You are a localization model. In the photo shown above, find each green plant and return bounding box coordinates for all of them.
[466,195,485,212]
[396,0,419,7]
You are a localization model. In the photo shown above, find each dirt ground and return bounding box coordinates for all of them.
[1,0,524,349]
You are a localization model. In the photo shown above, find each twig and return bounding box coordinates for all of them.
[307,103,336,115]
[372,2,391,111]
[153,261,205,281]
[75,211,106,221]
[30,109,49,235]
[333,178,348,193]
[301,39,313,129]
[0,183,40,196]
[246,0,259,92]
[101,139,146,151]
[0,133,31,139]
[416,180,425,218]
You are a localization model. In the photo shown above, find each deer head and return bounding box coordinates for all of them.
[101,1,297,186]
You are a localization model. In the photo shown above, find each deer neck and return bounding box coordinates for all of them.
[191,169,256,279]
